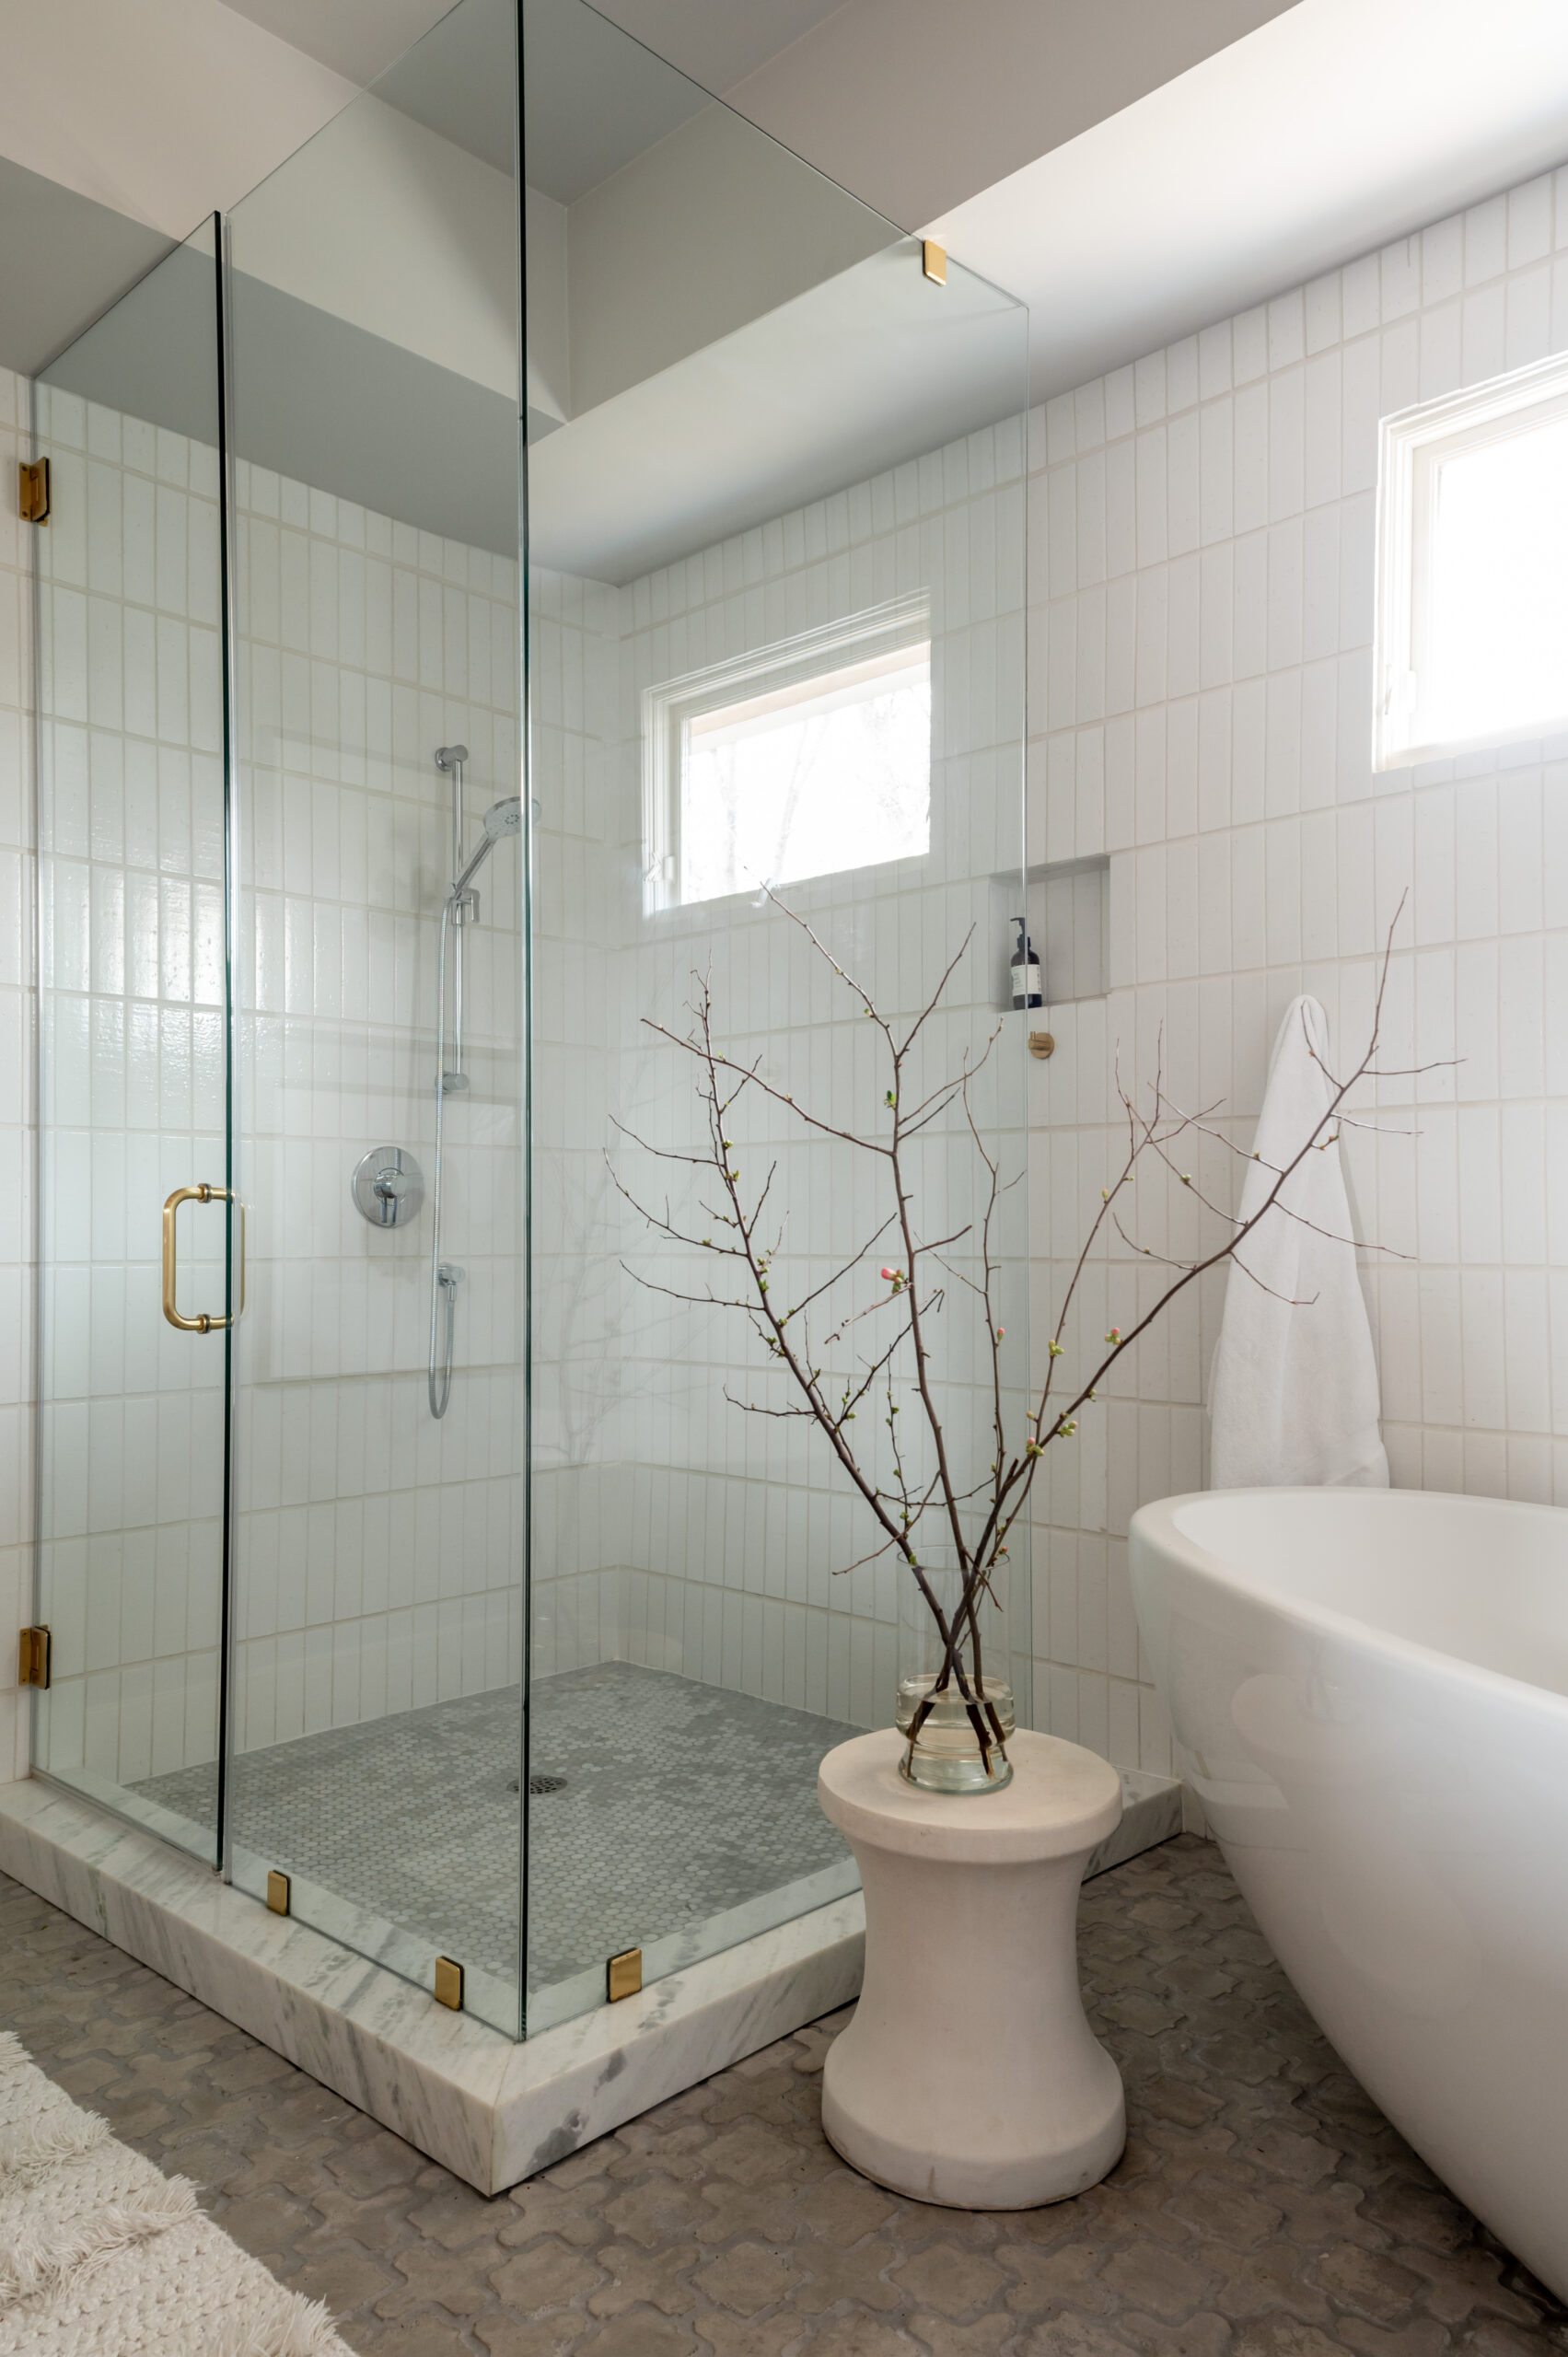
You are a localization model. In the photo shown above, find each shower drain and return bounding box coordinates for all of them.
[508,1773,568,1795]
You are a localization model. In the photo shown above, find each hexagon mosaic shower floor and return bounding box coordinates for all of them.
[3,1835,1563,2357]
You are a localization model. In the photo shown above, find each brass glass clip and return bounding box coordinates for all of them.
[17,1626,51,1689]
[606,1948,643,2003]
[18,458,50,524]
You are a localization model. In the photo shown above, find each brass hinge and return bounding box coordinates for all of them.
[266,1870,291,1915]
[434,1956,465,2010]
[606,1947,642,2003]
[18,459,50,525]
[18,1627,51,1689]
[921,239,947,287]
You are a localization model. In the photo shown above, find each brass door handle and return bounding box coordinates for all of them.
[162,1184,245,1331]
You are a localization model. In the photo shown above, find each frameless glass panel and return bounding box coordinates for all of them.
[30,219,233,1864]
[223,0,526,2035]
[523,0,1030,2030]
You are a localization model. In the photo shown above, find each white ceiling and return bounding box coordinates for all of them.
[0,0,354,238]
[700,0,1299,233]
[367,0,717,195]
[584,0,853,101]
[216,0,453,86]
[516,0,705,199]
[929,0,1568,403]
[530,238,1021,580]
[221,0,849,97]
[371,0,520,179]
[14,0,1568,548]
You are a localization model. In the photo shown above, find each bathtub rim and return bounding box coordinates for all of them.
[1129,1485,1568,1724]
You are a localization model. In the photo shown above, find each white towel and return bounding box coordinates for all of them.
[1209,995,1389,1491]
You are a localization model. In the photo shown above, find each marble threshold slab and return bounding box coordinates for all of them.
[0,1766,1179,2194]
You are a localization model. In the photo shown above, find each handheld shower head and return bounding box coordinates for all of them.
[484,795,523,839]
[450,796,523,897]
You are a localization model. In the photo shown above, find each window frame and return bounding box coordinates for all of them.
[640,592,932,914]
[1374,348,1568,770]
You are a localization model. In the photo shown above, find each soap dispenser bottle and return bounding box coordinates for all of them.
[1011,916,1042,1011]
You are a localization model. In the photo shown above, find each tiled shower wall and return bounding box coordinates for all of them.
[228,458,525,1759]
[22,374,525,1786]
[601,421,1029,1730]
[527,566,624,1680]
[527,418,1032,1733]
[0,366,35,1787]
[30,386,229,1794]
[13,157,1568,1803]
[1025,162,1568,1777]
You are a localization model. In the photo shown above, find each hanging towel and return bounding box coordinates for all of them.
[1209,995,1389,1490]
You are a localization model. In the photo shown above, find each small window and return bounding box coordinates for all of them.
[1374,351,1568,767]
[643,596,930,911]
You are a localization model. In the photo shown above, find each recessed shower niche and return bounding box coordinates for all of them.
[8,0,1034,2185]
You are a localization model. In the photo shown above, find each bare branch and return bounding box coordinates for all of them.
[612,885,1430,1782]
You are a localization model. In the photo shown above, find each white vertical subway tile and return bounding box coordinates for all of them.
[13,162,1568,1817]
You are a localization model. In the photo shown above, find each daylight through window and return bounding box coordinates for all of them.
[643,598,932,910]
[1375,350,1568,767]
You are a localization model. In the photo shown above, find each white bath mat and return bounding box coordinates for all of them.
[0,2032,353,2357]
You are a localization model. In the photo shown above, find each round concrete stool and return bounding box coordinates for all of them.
[819,1726,1125,2210]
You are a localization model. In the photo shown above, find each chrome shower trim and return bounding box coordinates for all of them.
[426,773,521,1421]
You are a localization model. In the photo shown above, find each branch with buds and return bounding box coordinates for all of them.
[613,890,1426,1781]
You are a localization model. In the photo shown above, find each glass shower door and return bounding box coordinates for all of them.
[30,220,236,1864]
[522,0,1031,2032]
[222,0,528,2036]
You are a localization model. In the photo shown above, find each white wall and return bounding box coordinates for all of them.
[1024,163,1568,1776]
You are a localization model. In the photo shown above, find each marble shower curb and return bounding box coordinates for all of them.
[0,1777,865,2195]
[0,1764,1179,2194]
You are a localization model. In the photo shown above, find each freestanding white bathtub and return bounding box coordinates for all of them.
[1129,1488,1568,2301]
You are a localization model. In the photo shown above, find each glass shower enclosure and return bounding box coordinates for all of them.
[28,0,1029,2054]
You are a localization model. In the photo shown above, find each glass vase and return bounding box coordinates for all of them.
[895,1557,1016,1794]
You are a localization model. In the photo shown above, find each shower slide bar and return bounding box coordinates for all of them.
[427,749,523,1420]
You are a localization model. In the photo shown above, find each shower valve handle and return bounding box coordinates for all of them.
[373,1168,412,1216]
[351,1146,424,1229]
